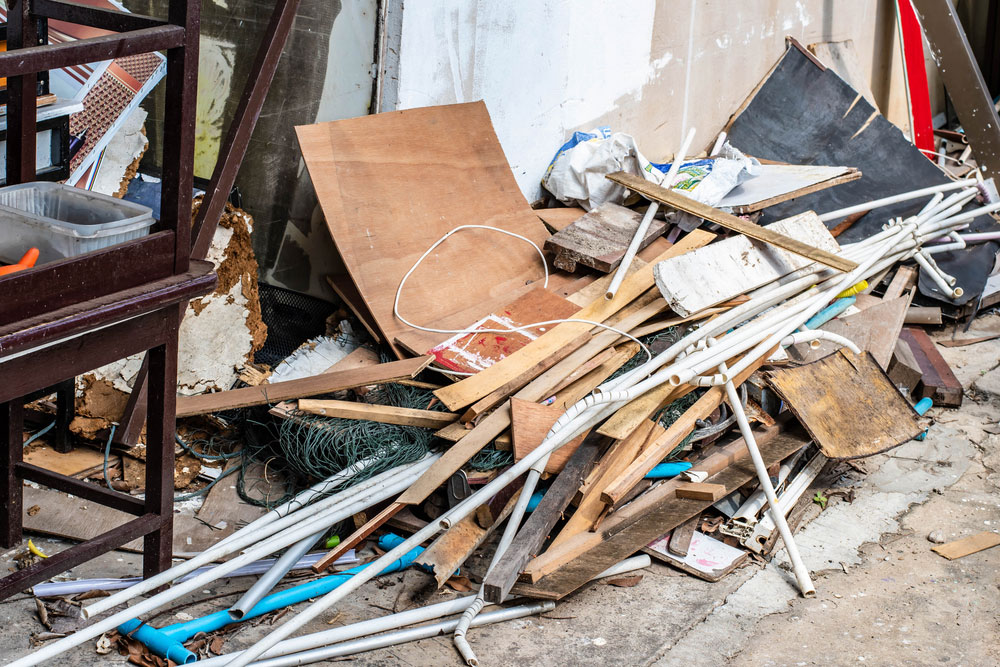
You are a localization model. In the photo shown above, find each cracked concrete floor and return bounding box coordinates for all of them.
[1,327,999,666]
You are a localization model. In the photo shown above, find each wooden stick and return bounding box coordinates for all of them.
[312,502,403,573]
[606,171,857,272]
[297,399,458,429]
[175,356,433,417]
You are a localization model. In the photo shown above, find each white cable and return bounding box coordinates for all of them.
[393,224,654,373]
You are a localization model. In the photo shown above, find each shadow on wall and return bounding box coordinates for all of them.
[127,0,340,269]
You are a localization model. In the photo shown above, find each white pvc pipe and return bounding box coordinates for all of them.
[228,602,556,667]
[9,458,437,667]
[781,330,861,355]
[817,179,977,221]
[230,530,325,619]
[733,450,805,522]
[606,127,696,300]
[85,455,435,619]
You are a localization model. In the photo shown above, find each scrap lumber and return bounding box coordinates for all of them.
[651,211,841,316]
[597,349,772,499]
[515,424,803,599]
[175,356,433,417]
[296,399,458,429]
[548,419,664,549]
[325,273,382,343]
[481,432,607,603]
[427,287,579,375]
[898,327,964,407]
[606,171,857,273]
[511,398,588,474]
[888,338,923,394]
[297,102,552,357]
[543,202,665,273]
[434,230,715,412]
[666,514,700,557]
[313,502,401,572]
[884,265,919,300]
[931,531,1000,560]
[766,349,925,459]
[675,482,726,501]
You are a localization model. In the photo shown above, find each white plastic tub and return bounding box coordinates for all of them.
[0,181,154,264]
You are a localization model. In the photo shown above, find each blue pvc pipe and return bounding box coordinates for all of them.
[914,396,933,441]
[118,534,420,664]
[801,296,856,330]
[526,490,546,512]
[644,461,692,479]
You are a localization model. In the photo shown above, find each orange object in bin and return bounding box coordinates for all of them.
[0,247,40,276]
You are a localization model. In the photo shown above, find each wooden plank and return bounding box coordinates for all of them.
[606,171,857,273]
[666,514,699,557]
[396,295,669,507]
[513,425,802,599]
[175,356,433,417]
[888,338,924,394]
[543,202,665,273]
[296,399,458,429]
[675,482,726,501]
[435,420,471,442]
[790,295,912,369]
[510,399,587,474]
[313,502,403,573]
[932,531,1000,560]
[481,431,606,603]
[325,274,382,344]
[884,265,919,300]
[427,287,578,375]
[297,103,552,358]
[536,207,586,233]
[433,231,715,411]
[548,419,664,549]
[899,327,964,407]
[23,445,104,477]
[766,349,925,459]
[652,211,840,316]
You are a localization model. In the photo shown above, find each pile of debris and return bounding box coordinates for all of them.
[13,42,1000,667]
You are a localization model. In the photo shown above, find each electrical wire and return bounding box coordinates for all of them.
[392,224,654,376]
[22,421,55,448]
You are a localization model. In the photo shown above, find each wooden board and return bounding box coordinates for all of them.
[931,531,1000,560]
[665,514,699,557]
[537,207,586,233]
[510,398,587,474]
[434,231,714,411]
[899,327,964,407]
[766,349,925,459]
[175,356,433,417]
[427,287,578,375]
[297,399,458,429]
[675,482,726,501]
[790,295,912,368]
[716,164,861,214]
[543,202,664,273]
[607,172,857,273]
[296,102,551,357]
[652,211,840,316]
[23,445,104,477]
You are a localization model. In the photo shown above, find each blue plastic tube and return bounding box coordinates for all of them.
[801,296,856,330]
[914,396,933,441]
[644,461,692,479]
[118,534,420,664]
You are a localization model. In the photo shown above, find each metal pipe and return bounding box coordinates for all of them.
[816,179,976,221]
[230,530,325,620]
[606,127,696,300]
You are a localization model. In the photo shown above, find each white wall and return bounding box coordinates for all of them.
[393,0,894,203]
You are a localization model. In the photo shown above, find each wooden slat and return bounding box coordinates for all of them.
[176,356,433,417]
[607,171,857,272]
[434,231,715,411]
[675,482,726,501]
[932,531,1000,560]
[297,399,458,429]
[898,328,964,407]
[510,399,588,474]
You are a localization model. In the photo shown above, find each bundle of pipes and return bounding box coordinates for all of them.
[11,182,997,667]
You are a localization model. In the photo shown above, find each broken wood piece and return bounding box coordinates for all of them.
[176,356,433,417]
[883,265,919,300]
[434,231,715,411]
[481,431,606,603]
[652,210,841,316]
[543,202,666,273]
[766,349,926,459]
[313,502,404,573]
[887,338,923,394]
[931,531,1000,560]
[666,514,700,557]
[898,327,964,407]
[296,399,458,429]
[937,333,1000,348]
[607,171,857,272]
[427,287,578,376]
[510,399,588,474]
[675,482,726,501]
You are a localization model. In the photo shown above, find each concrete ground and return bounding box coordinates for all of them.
[1,320,999,666]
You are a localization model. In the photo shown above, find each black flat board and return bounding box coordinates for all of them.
[726,45,999,306]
